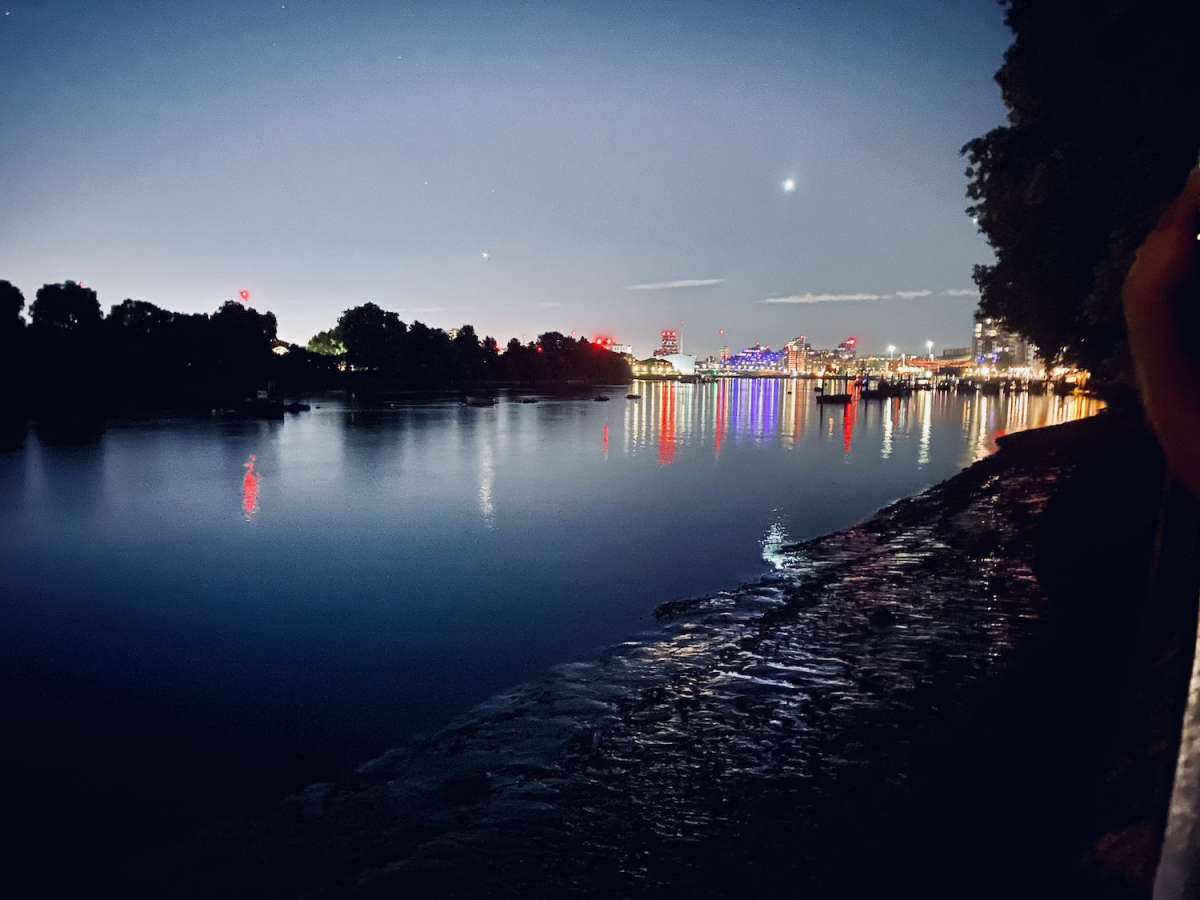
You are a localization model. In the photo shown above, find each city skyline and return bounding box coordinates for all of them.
[0,1,1010,357]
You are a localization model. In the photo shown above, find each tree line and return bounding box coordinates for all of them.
[0,281,631,416]
[963,0,1200,383]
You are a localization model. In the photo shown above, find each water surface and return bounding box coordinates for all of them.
[0,379,1100,869]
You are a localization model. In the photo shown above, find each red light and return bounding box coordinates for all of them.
[239,290,251,302]
[242,454,260,520]
[536,346,543,353]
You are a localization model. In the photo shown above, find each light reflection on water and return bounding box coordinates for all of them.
[624,378,1102,468]
[241,453,260,521]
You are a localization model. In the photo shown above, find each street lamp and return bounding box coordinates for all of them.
[887,345,896,371]
[925,339,934,360]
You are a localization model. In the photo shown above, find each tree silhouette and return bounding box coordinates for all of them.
[964,0,1200,378]
[337,302,405,372]
[31,281,102,331]
[1,281,629,416]
[0,280,24,332]
[109,299,173,338]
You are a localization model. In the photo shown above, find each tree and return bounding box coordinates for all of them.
[964,0,1200,379]
[31,281,102,331]
[108,299,173,338]
[0,280,24,332]
[337,302,405,372]
[208,301,277,395]
[451,324,484,379]
[307,327,345,356]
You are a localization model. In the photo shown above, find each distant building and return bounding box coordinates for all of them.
[719,346,731,363]
[592,336,632,356]
[726,344,784,372]
[652,329,680,358]
[632,357,676,377]
[659,353,696,375]
[972,315,1032,368]
[784,335,810,373]
[835,337,858,361]
[940,346,972,361]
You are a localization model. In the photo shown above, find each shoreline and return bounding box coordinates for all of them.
[152,410,1174,898]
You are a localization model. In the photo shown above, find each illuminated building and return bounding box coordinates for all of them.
[720,346,731,363]
[784,335,810,374]
[632,357,676,377]
[725,343,785,372]
[653,329,680,358]
[836,337,858,361]
[972,314,1031,368]
[591,335,632,355]
[659,353,696,375]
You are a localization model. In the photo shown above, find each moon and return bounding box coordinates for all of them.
[781,177,797,194]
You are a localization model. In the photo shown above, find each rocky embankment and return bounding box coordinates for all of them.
[154,411,1178,899]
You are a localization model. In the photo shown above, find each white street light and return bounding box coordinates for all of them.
[925,339,934,360]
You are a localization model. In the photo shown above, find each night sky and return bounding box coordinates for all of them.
[0,1,1010,357]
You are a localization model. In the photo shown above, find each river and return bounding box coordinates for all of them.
[0,379,1101,883]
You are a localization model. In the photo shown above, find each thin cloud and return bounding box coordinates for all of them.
[758,288,946,305]
[537,301,563,308]
[941,288,980,296]
[625,278,725,291]
[396,306,444,314]
[759,292,883,304]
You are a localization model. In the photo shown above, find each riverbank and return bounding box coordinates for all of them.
[149,409,1175,899]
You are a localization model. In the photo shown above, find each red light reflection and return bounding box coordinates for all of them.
[659,383,677,465]
[242,454,260,520]
[842,395,857,456]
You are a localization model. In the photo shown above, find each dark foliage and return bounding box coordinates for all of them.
[963,0,1200,378]
[326,304,631,388]
[0,280,24,333]
[31,280,102,332]
[3,285,631,417]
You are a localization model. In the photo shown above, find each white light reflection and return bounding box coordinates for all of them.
[881,398,893,460]
[917,390,932,466]
[761,515,790,570]
[477,431,495,527]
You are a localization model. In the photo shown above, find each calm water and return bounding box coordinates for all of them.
[0,379,1100,870]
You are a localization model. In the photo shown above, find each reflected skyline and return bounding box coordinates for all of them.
[622,379,1103,469]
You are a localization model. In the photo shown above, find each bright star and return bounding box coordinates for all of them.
[480,251,490,261]
[781,177,797,194]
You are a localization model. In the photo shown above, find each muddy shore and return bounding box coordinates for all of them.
[151,410,1179,899]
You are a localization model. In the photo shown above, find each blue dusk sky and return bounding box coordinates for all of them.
[0,1,1011,357]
